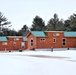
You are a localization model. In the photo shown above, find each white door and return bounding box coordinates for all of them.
[21,42,25,48]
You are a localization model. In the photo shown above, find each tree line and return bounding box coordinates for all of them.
[0,11,76,36]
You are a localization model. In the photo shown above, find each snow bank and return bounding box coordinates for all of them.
[0,50,76,75]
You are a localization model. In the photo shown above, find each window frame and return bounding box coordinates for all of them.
[30,38,34,46]
[14,38,19,41]
[13,42,16,46]
[40,38,46,42]
[62,38,66,46]
[21,42,25,48]
[2,42,7,45]
[53,38,56,43]
[53,33,60,36]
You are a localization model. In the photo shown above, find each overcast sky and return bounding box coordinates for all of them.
[0,0,76,31]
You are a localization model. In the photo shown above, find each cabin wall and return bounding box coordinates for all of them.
[0,37,28,51]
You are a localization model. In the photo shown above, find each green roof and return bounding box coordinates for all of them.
[31,31,47,37]
[23,37,27,41]
[64,32,76,37]
[0,36,8,41]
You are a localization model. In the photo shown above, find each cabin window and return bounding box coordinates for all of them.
[30,38,33,46]
[14,38,19,40]
[2,42,7,45]
[62,38,66,45]
[40,38,46,42]
[21,42,25,48]
[13,42,16,46]
[53,38,56,43]
[53,33,60,36]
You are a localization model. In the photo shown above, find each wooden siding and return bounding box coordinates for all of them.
[27,31,76,50]
[0,37,28,51]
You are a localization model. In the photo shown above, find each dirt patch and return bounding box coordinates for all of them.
[0,54,70,60]
[25,55,70,59]
[66,60,76,62]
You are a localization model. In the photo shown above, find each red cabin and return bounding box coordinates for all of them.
[26,31,76,50]
[0,36,28,51]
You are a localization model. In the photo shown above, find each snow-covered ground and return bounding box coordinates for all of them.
[0,50,76,75]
